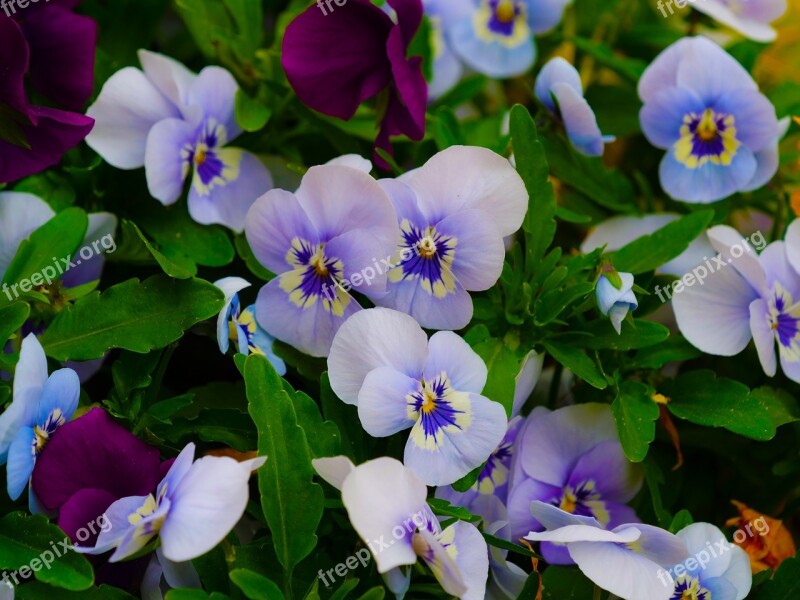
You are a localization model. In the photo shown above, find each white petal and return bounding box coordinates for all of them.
[138,50,196,113]
[0,192,54,279]
[326,154,373,172]
[312,456,355,491]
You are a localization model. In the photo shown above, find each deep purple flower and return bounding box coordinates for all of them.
[281,0,427,168]
[0,6,95,183]
[31,408,163,532]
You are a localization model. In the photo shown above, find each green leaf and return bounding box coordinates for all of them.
[450,462,483,493]
[321,372,364,462]
[355,589,385,600]
[282,381,342,459]
[230,569,284,600]
[0,302,30,345]
[611,211,714,275]
[483,533,539,558]
[559,319,670,351]
[612,380,659,462]
[329,579,360,600]
[510,104,556,268]
[669,510,694,533]
[235,235,275,282]
[663,370,776,440]
[751,556,800,599]
[235,89,272,132]
[121,220,194,279]
[0,102,31,150]
[16,583,137,600]
[469,336,520,416]
[427,498,481,523]
[534,282,595,325]
[166,591,231,600]
[40,276,224,361]
[245,354,324,577]
[2,207,88,287]
[750,387,800,428]
[543,342,607,389]
[632,335,702,370]
[541,566,594,599]
[0,513,94,591]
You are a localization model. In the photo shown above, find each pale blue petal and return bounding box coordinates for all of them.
[377,272,473,330]
[7,426,35,500]
[435,209,506,291]
[524,0,571,33]
[440,521,489,599]
[675,36,758,102]
[534,58,582,112]
[213,277,251,354]
[144,118,194,205]
[358,366,419,437]
[449,18,535,78]
[750,298,777,376]
[424,331,487,394]
[552,82,605,156]
[37,368,80,425]
[185,66,241,141]
[640,86,706,150]
[414,526,467,597]
[715,90,779,153]
[158,443,196,501]
[156,547,202,589]
[659,146,757,204]
[0,192,54,280]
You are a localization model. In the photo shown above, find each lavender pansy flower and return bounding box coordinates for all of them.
[524,502,688,600]
[0,334,79,502]
[328,308,507,486]
[79,442,265,562]
[662,523,751,600]
[535,57,614,156]
[596,272,638,334]
[0,17,94,183]
[506,404,643,563]
[691,0,787,42]
[213,277,285,375]
[86,50,273,232]
[244,164,398,357]
[313,456,489,599]
[422,0,467,99]
[673,225,800,383]
[638,36,781,204]
[444,0,571,78]
[376,146,527,330]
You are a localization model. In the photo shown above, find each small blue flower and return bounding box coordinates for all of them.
[0,334,79,503]
[213,277,286,375]
[596,272,638,334]
[535,57,614,156]
[639,36,781,204]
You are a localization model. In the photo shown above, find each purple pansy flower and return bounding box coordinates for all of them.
[535,57,614,157]
[0,14,95,183]
[79,442,265,563]
[524,502,688,600]
[638,36,781,204]
[281,0,427,169]
[244,164,398,357]
[85,50,273,232]
[690,0,787,42]
[213,277,286,375]
[673,224,800,383]
[0,334,79,504]
[313,456,489,599]
[376,146,527,330]
[507,404,643,563]
[328,308,508,486]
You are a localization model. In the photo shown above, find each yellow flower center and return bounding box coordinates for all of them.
[696,109,719,142]
[495,0,516,23]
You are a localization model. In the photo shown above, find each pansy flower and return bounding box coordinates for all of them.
[639,36,781,204]
[245,164,398,357]
[85,50,273,232]
[422,0,468,99]
[691,0,787,42]
[0,334,79,503]
[506,404,643,563]
[328,308,507,486]
[281,0,427,168]
[377,145,527,330]
[313,456,489,599]
[79,442,265,562]
[213,277,285,375]
[596,272,638,334]
[673,224,800,383]
[0,15,95,183]
[534,57,614,157]
[663,523,751,600]
[524,502,688,600]
[443,0,571,78]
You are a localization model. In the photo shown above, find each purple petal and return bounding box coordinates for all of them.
[424,331,487,394]
[0,18,31,116]
[377,273,474,330]
[138,50,196,115]
[358,366,419,437]
[58,488,117,546]
[535,57,583,113]
[715,89,779,153]
[281,0,393,120]
[326,229,392,296]
[143,118,194,205]
[675,37,758,102]
[186,67,241,141]
[435,209,505,291]
[640,86,706,150]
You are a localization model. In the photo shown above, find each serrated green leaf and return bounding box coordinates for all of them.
[543,342,607,389]
[612,380,659,462]
[0,513,93,591]
[0,302,29,344]
[534,282,595,325]
[470,336,520,417]
[750,387,800,428]
[245,354,324,577]
[40,276,224,361]
[663,370,776,440]
[559,319,670,350]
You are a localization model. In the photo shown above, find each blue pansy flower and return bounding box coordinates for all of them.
[78,442,265,562]
[377,145,527,330]
[422,0,468,99]
[328,308,508,486]
[596,272,638,334]
[664,523,752,600]
[213,277,286,375]
[524,502,688,600]
[638,36,781,204]
[535,57,614,156]
[0,334,79,503]
[86,50,273,232]
[441,0,571,78]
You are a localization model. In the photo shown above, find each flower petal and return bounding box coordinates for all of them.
[435,209,505,291]
[7,426,36,500]
[750,298,778,377]
[144,118,194,205]
[424,331,487,394]
[358,366,420,437]
[37,368,80,424]
[0,192,54,280]
[312,456,355,491]
[138,50,196,114]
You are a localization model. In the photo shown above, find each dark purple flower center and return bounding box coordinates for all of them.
[280,239,350,315]
[407,374,467,444]
[768,284,800,358]
[389,220,457,297]
[675,108,740,169]
[671,575,711,600]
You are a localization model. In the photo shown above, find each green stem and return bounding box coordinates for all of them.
[594,584,603,600]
